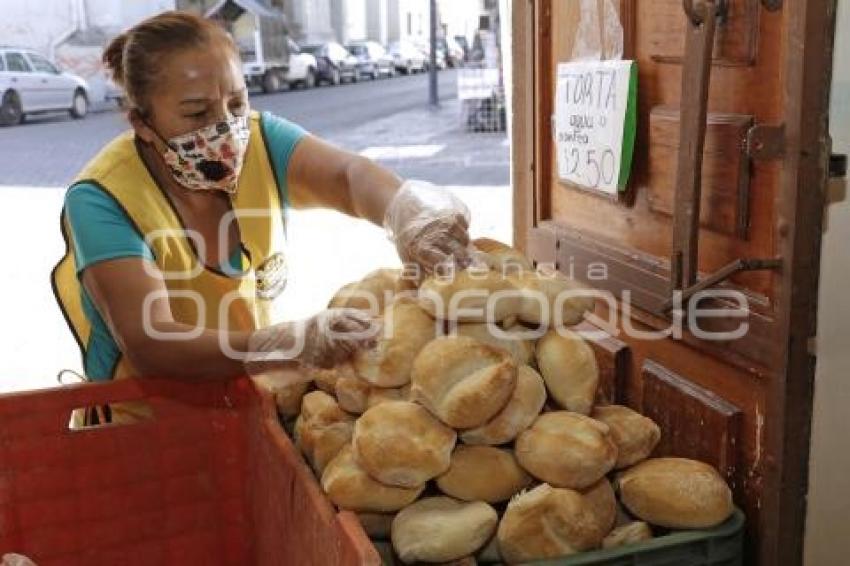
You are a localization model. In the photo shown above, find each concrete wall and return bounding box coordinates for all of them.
[804,1,850,564]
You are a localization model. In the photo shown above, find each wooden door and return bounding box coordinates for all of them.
[511,1,837,564]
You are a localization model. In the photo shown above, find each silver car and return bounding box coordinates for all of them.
[0,47,91,126]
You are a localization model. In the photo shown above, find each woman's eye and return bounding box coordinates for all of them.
[186,110,207,119]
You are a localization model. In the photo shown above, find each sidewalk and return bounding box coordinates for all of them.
[326,97,510,187]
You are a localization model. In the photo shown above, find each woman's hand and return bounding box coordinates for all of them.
[246,308,379,373]
[384,180,473,275]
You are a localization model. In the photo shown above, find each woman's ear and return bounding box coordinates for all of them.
[129,108,156,145]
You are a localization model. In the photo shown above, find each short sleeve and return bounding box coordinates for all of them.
[65,182,154,276]
[259,111,307,209]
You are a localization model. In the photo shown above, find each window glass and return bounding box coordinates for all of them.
[0,55,5,72]
[6,52,31,73]
[27,54,57,74]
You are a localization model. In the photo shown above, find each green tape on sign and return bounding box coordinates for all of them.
[554,60,638,195]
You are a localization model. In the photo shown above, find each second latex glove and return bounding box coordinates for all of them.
[245,308,379,373]
[384,180,473,275]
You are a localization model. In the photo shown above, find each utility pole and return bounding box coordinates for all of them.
[429,0,439,108]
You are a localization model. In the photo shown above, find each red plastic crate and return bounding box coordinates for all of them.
[0,377,380,566]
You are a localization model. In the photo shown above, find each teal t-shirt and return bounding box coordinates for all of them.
[64,111,306,380]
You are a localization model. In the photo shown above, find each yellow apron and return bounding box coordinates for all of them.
[52,111,287,424]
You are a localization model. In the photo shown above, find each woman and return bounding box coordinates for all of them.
[52,12,471,423]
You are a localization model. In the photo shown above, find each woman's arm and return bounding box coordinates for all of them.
[286,134,402,225]
[82,257,258,380]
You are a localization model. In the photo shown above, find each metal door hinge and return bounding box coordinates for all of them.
[746,124,785,160]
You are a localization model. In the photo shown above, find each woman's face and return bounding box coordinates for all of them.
[133,42,249,143]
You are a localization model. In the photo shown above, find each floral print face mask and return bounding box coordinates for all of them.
[154,116,251,194]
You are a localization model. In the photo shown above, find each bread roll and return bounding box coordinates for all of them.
[410,336,518,429]
[353,401,456,488]
[251,369,310,417]
[497,484,602,562]
[592,405,661,468]
[472,237,533,273]
[311,362,357,394]
[616,458,734,529]
[580,479,617,543]
[357,512,395,539]
[602,521,653,549]
[454,322,535,366]
[335,374,371,414]
[294,391,355,474]
[353,298,436,387]
[508,269,594,327]
[328,268,417,313]
[418,268,521,323]
[515,412,617,489]
[535,329,599,415]
[436,446,531,503]
[391,497,498,564]
[367,383,411,408]
[321,445,424,513]
[460,365,546,446]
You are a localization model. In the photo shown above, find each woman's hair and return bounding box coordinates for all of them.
[103,11,237,115]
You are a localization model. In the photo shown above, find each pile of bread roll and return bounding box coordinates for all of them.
[265,239,735,565]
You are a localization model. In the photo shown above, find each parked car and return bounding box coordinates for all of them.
[0,47,90,126]
[411,39,446,71]
[283,39,318,89]
[387,41,428,75]
[301,42,358,85]
[345,41,395,79]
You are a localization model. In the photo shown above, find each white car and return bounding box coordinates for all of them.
[284,39,319,89]
[0,47,91,126]
[388,41,428,75]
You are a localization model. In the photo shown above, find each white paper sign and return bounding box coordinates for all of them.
[554,60,636,195]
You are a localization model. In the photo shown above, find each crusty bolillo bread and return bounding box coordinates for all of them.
[535,329,599,415]
[311,362,357,395]
[460,365,546,446]
[366,383,411,409]
[410,336,518,429]
[580,479,618,544]
[353,298,436,388]
[436,445,531,503]
[321,445,424,513]
[471,237,533,273]
[592,405,661,468]
[616,458,734,529]
[508,269,594,327]
[454,322,535,366]
[497,483,604,562]
[391,497,498,564]
[352,401,456,488]
[515,411,617,490]
[602,521,653,549]
[335,374,371,415]
[251,369,310,417]
[328,268,417,314]
[293,391,355,474]
[418,268,521,323]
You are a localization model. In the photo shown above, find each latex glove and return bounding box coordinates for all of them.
[245,308,379,373]
[384,180,473,276]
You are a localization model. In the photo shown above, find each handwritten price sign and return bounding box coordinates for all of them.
[554,60,637,195]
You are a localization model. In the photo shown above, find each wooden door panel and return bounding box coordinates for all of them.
[513,1,836,563]
[543,0,784,301]
[648,0,760,66]
[647,108,753,238]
